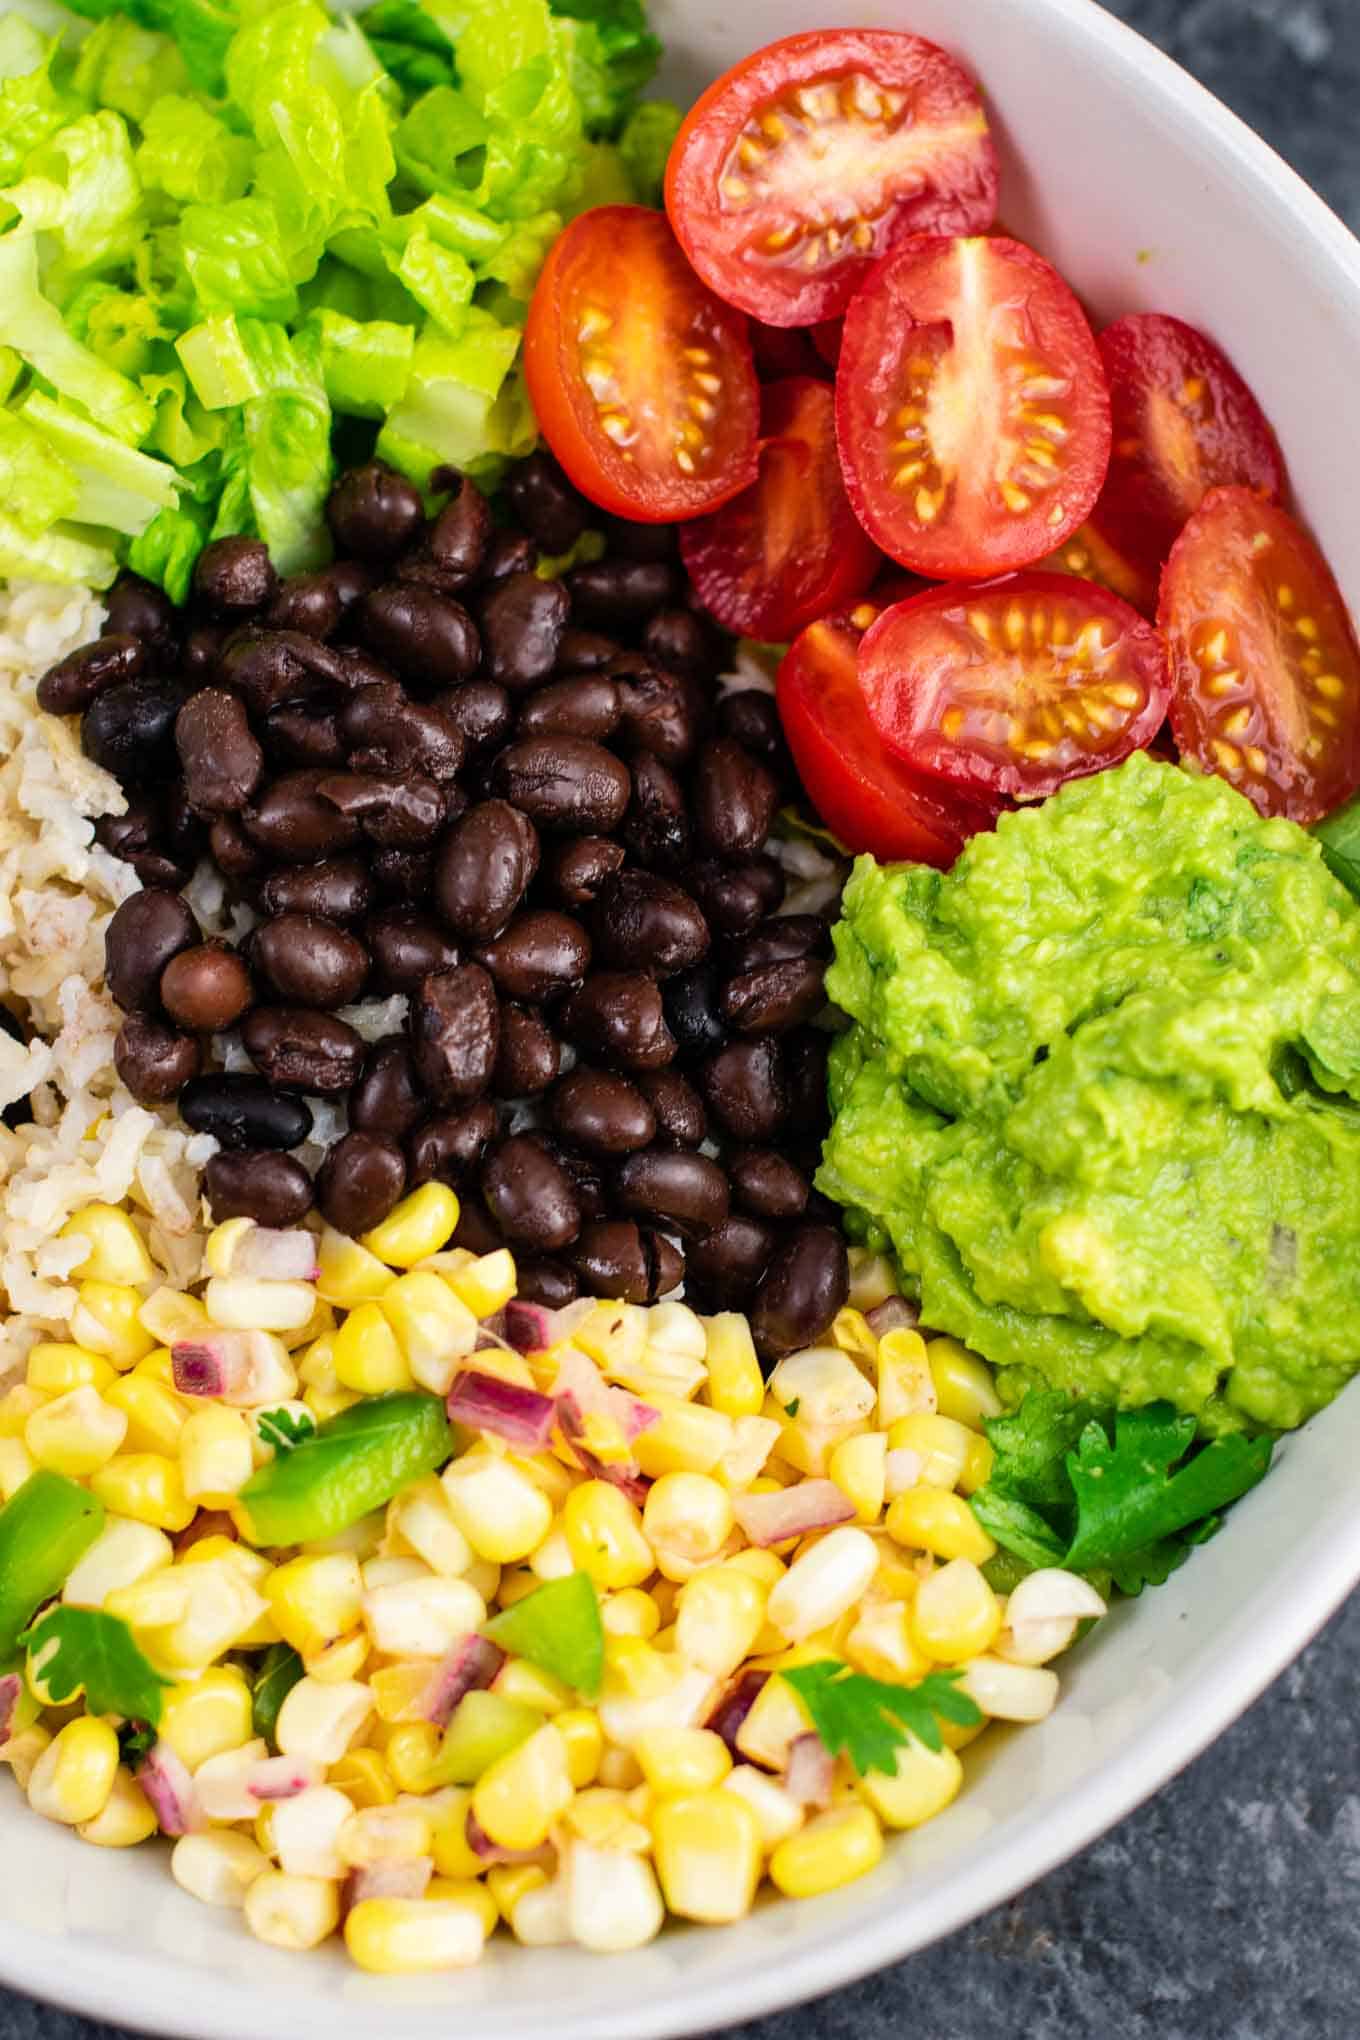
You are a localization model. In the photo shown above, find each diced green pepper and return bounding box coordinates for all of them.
[435,1689,540,1784]
[0,1471,104,1664]
[483,1571,604,1698]
[235,1392,453,1548]
[251,1642,303,1744]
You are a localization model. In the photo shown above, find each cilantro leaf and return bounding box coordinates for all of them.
[256,1407,315,1454]
[781,1660,981,1777]
[1063,1408,1273,1576]
[979,1390,1104,1510]
[483,1572,604,1699]
[22,1607,170,1725]
[969,1487,1067,1572]
[251,1642,303,1745]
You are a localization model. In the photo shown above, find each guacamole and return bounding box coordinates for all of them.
[819,752,1360,1433]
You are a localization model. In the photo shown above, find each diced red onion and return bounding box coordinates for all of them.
[732,1479,856,1548]
[554,1347,657,1442]
[866,1296,920,1337]
[885,1448,925,1499]
[705,1669,768,1759]
[343,1858,432,1913]
[555,1398,651,1505]
[446,1369,556,1451]
[503,1301,554,1354]
[246,1756,322,1802]
[784,1732,835,1808]
[137,1741,204,1836]
[0,1672,20,1745]
[171,1335,243,1398]
[232,1228,319,1282]
[420,1635,505,1729]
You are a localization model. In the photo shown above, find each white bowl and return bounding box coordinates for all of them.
[6,2,1360,2035]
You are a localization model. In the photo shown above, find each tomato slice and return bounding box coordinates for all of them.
[776,599,993,865]
[1037,521,1157,616]
[749,320,829,383]
[1091,313,1286,587]
[665,30,997,327]
[859,571,1169,800]
[836,236,1111,580]
[810,319,844,368]
[523,206,759,522]
[680,379,881,641]
[1159,486,1360,822]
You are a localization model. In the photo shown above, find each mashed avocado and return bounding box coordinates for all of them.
[819,752,1360,1433]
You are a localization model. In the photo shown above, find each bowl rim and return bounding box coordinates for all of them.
[4,0,1360,2035]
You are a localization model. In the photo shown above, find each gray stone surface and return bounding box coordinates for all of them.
[2,4,1358,2038]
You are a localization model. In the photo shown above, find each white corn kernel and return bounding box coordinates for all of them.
[387,1478,472,1579]
[361,1576,486,1658]
[204,1277,318,1334]
[766,1526,879,1641]
[999,1569,1107,1666]
[959,1655,1061,1722]
[172,1830,271,1907]
[271,1784,354,1879]
[441,1456,552,1564]
[564,1840,664,1952]
[767,1348,876,1432]
[645,1302,707,1360]
[276,1678,373,1766]
[62,1517,173,1608]
[723,1765,805,1847]
[244,1871,339,1950]
[194,1739,271,1823]
[510,1874,572,1946]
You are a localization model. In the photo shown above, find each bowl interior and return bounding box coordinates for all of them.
[4,1,1360,2035]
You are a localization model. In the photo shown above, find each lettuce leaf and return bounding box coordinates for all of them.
[376,312,525,486]
[19,386,178,533]
[0,229,153,442]
[238,316,332,573]
[2,109,144,277]
[308,307,413,419]
[59,0,241,98]
[127,498,208,600]
[0,404,78,536]
[0,20,77,184]
[136,93,252,205]
[71,14,190,121]
[180,197,300,322]
[618,98,680,204]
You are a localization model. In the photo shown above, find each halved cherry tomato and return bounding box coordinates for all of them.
[776,599,993,865]
[666,30,997,327]
[1091,313,1286,589]
[1037,521,1158,616]
[811,319,844,368]
[859,571,1168,801]
[680,379,881,641]
[523,206,759,523]
[749,321,829,383]
[836,236,1112,579]
[1159,486,1360,822]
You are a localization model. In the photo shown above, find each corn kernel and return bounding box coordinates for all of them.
[472,1721,572,1851]
[876,1327,936,1425]
[600,1588,660,1641]
[267,1554,364,1657]
[508,1872,571,1946]
[652,1790,761,1922]
[173,1829,271,1906]
[330,1749,395,1809]
[427,1876,497,1936]
[723,1765,804,1848]
[26,1343,116,1396]
[2,1724,50,1788]
[634,1727,730,1798]
[88,1452,191,1531]
[562,1481,654,1590]
[332,1303,413,1397]
[427,1787,481,1877]
[486,1861,546,1921]
[443,1248,516,1320]
[630,1396,731,1480]
[381,1271,478,1395]
[767,1527,879,1643]
[847,1251,897,1311]
[562,1784,649,1851]
[769,1804,883,1897]
[25,1386,126,1476]
[337,1802,431,1869]
[77,1766,158,1847]
[28,1716,120,1826]
[566,1840,665,1951]
[345,1895,484,1973]
[830,1306,878,1367]
[272,1782,354,1878]
[859,1740,963,1829]
[0,1385,45,1437]
[960,1432,995,1494]
[276,1676,373,1766]
[829,1432,887,1523]
[702,1312,765,1418]
[910,1558,1002,1663]
[103,1373,187,1457]
[887,1411,971,1489]
[674,1565,766,1680]
[360,1184,460,1269]
[496,1658,571,1714]
[304,1631,368,1684]
[316,1228,395,1309]
[769,1347,877,1435]
[886,1487,996,1565]
[575,1302,648,1378]
[63,1515,172,1609]
[138,1288,209,1347]
[642,1472,733,1581]
[159,1555,270,1673]
[62,1205,155,1286]
[159,1667,254,1769]
[959,1654,1060,1722]
[926,1338,1001,1429]
[388,1476,472,1579]
[442,1456,552,1565]
[555,1708,604,1788]
[735,1674,811,1772]
[844,1601,932,1684]
[382,1722,446,1795]
[363,1575,486,1658]
[70,1282,155,1369]
[244,1872,339,1951]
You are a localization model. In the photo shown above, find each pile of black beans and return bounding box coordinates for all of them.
[39,451,849,1359]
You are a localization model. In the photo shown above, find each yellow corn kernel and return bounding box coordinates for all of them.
[651,1790,761,1923]
[387,1475,472,1579]
[886,1487,996,1565]
[26,1343,116,1396]
[428,1876,498,1937]
[304,1630,368,1684]
[137,1288,209,1348]
[563,1785,650,1851]
[496,1658,571,1715]
[876,1327,936,1425]
[244,1871,340,1951]
[304,1385,361,1424]
[61,1205,155,1287]
[926,1338,1001,1430]
[634,1727,731,1798]
[25,1387,126,1476]
[332,1303,413,1397]
[77,1766,158,1847]
[703,1313,764,1418]
[383,1722,444,1795]
[0,1437,36,1501]
[90,1453,194,1531]
[641,1472,733,1581]
[62,1515,171,1610]
[329,1748,395,1809]
[441,1456,552,1565]
[959,1432,995,1494]
[769,1804,883,1897]
[380,1271,478,1396]
[0,1385,46,1437]
[444,1248,516,1320]
[859,1739,963,1829]
[831,1305,879,1367]
[727,1546,787,1588]
[180,1405,254,1502]
[471,1722,573,1852]
[337,1802,432,1868]
[346,1894,485,1973]
[632,1396,732,1479]
[844,1600,933,1684]
[267,1553,364,1656]
[735,1673,811,1772]
[766,1527,879,1643]
[910,1558,1002,1663]
[160,1666,254,1770]
[360,1184,460,1270]
[829,1432,887,1523]
[846,1250,896,1311]
[3,1723,50,1789]
[161,1556,270,1673]
[427,1788,481,1877]
[103,1373,187,1458]
[887,1411,971,1490]
[70,1282,155,1370]
[316,1228,395,1309]
[486,1861,546,1922]
[204,1217,253,1278]
[600,1588,660,1641]
[27,1715,120,1825]
[562,1481,654,1591]
[674,1565,767,1680]
[575,1302,649,1377]
[555,1708,603,1789]
[722,1764,804,1848]
[203,1275,317,1335]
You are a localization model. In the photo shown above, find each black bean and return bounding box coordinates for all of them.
[266,569,349,639]
[724,917,830,972]
[82,676,187,788]
[423,474,493,584]
[717,688,787,766]
[699,1037,788,1140]
[317,771,447,849]
[434,800,540,942]
[477,532,537,584]
[38,634,145,716]
[193,537,277,616]
[542,835,626,909]
[243,770,363,862]
[615,1147,729,1238]
[550,1068,656,1156]
[113,1014,202,1103]
[493,1005,560,1097]
[491,737,631,833]
[477,573,569,691]
[180,1075,313,1151]
[452,1194,506,1256]
[94,803,191,890]
[643,607,725,681]
[560,972,675,1070]
[372,846,437,902]
[316,1131,407,1236]
[160,944,253,1033]
[751,1223,850,1361]
[261,704,346,768]
[614,662,702,766]
[184,623,227,680]
[694,738,779,857]
[591,871,709,976]
[599,517,678,563]
[505,452,588,554]
[326,462,425,560]
[242,1007,365,1093]
[475,911,590,1004]
[208,816,267,881]
[412,963,499,1102]
[350,1035,425,1140]
[164,789,206,867]
[360,585,480,689]
[685,1215,776,1311]
[662,965,727,1062]
[340,684,465,783]
[568,1220,654,1305]
[557,629,622,671]
[175,689,264,815]
[729,1149,810,1221]
[784,1028,831,1135]
[621,750,690,872]
[260,857,373,923]
[515,1260,579,1310]
[105,575,179,653]
[721,957,826,1035]
[535,1136,608,1223]
[517,674,621,744]
[567,558,680,626]
[105,890,200,1014]
[253,914,368,1008]
[216,632,324,718]
[482,1135,580,1251]
[365,908,459,995]
[687,856,785,936]
[406,1101,498,1187]
[437,679,512,758]
[204,1150,313,1226]
[636,1068,707,1148]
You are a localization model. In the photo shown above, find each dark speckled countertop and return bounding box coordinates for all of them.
[4,4,1359,2038]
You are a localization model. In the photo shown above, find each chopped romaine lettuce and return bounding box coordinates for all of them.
[18,387,178,533]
